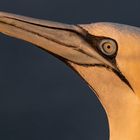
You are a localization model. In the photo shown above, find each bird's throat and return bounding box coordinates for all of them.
[108,101,140,140]
[69,62,140,140]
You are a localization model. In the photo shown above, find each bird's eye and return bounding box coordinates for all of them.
[99,39,117,56]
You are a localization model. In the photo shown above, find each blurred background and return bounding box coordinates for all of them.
[0,0,139,140]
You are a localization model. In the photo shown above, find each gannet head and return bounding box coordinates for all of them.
[1,12,140,140]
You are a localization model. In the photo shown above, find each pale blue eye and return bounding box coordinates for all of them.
[99,39,117,56]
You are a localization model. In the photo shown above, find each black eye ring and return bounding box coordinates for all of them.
[99,39,118,57]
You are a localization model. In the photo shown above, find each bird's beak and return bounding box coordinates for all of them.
[0,12,117,69]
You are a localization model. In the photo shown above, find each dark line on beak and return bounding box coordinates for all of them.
[3,16,105,52]
[5,16,88,37]
[0,16,97,59]
[0,21,78,49]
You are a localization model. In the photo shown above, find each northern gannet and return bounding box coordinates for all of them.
[0,12,140,140]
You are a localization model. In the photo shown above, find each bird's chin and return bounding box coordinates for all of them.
[93,64,134,92]
[66,61,134,93]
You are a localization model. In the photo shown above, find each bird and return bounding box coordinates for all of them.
[0,12,140,140]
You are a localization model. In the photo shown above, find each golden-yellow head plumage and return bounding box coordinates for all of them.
[81,22,140,97]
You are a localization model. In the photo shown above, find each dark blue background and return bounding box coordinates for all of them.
[0,0,139,140]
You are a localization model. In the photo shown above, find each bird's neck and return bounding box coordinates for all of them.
[108,98,140,140]
[69,62,140,140]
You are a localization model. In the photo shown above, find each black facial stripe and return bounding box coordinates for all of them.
[112,69,134,92]
[91,64,134,92]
